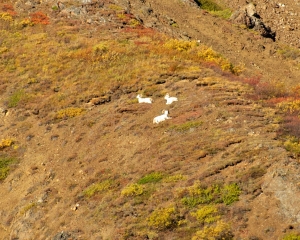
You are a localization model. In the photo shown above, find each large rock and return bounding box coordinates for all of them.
[230,3,276,41]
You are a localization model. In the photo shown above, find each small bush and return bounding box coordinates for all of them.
[192,220,233,240]
[0,156,17,180]
[181,181,240,207]
[121,183,144,196]
[93,42,108,55]
[8,89,25,108]
[0,12,13,22]
[56,108,85,119]
[30,11,49,25]
[254,81,288,100]
[197,47,243,75]
[164,39,198,51]
[138,172,164,184]
[19,18,34,27]
[277,99,300,113]
[83,180,112,197]
[163,174,186,183]
[147,206,177,229]
[0,139,13,149]
[283,137,300,156]
[280,115,300,138]
[191,205,220,224]
[221,183,241,205]
[283,233,300,240]
[198,47,221,61]
[2,4,17,17]
[182,181,221,207]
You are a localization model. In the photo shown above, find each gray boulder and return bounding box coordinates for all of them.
[230,3,276,41]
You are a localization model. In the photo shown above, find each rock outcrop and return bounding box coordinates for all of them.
[230,3,276,41]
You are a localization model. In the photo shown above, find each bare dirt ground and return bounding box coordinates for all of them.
[1,0,300,239]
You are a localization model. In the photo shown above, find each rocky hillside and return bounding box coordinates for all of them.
[1,0,300,239]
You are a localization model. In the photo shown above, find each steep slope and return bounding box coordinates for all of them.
[1,0,300,239]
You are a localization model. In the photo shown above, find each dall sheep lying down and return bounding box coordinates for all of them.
[136,94,153,104]
[164,93,178,105]
[153,110,171,124]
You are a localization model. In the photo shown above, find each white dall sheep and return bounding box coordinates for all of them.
[153,110,171,124]
[164,93,178,105]
[137,94,153,104]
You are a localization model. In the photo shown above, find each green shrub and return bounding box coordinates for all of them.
[121,183,144,196]
[181,181,221,207]
[195,0,223,11]
[0,156,17,180]
[191,205,220,224]
[221,183,241,205]
[8,89,25,107]
[192,220,233,240]
[138,172,164,184]
[282,233,300,240]
[163,174,186,183]
[181,181,241,207]
[147,206,177,229]
[83,180,112,197]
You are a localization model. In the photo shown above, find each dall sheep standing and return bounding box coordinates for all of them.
[164,93,178,105]
[136,94,153,104]
[153,110,171,124]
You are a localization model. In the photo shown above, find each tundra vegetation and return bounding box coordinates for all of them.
[1,1,300,239]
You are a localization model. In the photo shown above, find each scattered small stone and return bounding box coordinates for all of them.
[71,203,80,211]
[51,135,59,141]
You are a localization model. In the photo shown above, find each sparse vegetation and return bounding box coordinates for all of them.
[191,205,221,224]
[20,202,37,215]
[221,183,241,205]
[138,172,164,184]
[83,180,112,197]
[0,156,17,180]
[181,181,241,207]
[0,0,299,239]
[121,183,144,196]
[192,220,233,240]
[8,89,26,108]
[163,174,187,183]
[282,233,300,240]
[147,206,177,229]
[169,120,203,132]
[56,108,86,119]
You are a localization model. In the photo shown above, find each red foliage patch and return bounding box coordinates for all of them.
[2,4,17,16]
[265,97,289,107]
[242,76,261,87]
[30,11,50,25]
[279,114,300,138]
